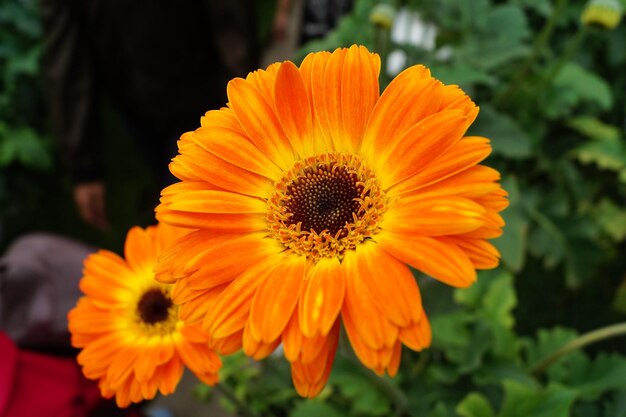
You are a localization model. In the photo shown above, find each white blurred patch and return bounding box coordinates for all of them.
[391,8,437,50]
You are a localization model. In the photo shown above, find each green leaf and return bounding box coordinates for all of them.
[481,271,517,329]
[457,392,495,417]
[613,281,626,314]
[486,5,530,41]
[594,199,626,242]
[600,391,626,417]
[572,136,626,172]
[331,373,391,416]
[498,381,577,417]
[512,0,553,16]
[525,327,578,371]
[491,176,528,272]
[473,362,538,387]
[469,105,532,159]
[429,64,496,89]
[431,312,472,348]
[290,401,345,417]
[569,354,626,399]
[553,63,613,110]
[492,208,528,272]
[0,126,52,170]
[567,116,622,142]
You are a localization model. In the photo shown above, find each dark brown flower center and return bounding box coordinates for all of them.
[137,288,173,325]
[284,164,364,236]
[267,153,386,261]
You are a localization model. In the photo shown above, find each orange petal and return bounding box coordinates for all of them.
[155,356,183,396]
[282,310,326,364]
[156,209,266,233]
[245,63,281,103]
[283,312,304,362]
[361,65,435,157]
[175,339,221,375]
[160,184,266,214]
[376,232,476,287]
[437,84,479,125]
[399,314,432,351]
[207,254,284,339]
[106,345,138,389]
[79,251,133,299]
[275,61,314,158]
[180,322,209,343]
[460,210,505,239]
[405,165,501,200]
[227,77,295,170]
[350,241,423,327]
[342,250,399,349]
[242,321,281,360]
[123,226,159,272]
[299,257,345,338]
[376,110,468,189]
[448,237,500,269]
[306,50,335,152]
[177,284,228,323]
[249,254,307,343]
[210,330,243,355]
[290,321,339,398]
[170,137,273,198]
[193,125,282,180]
[133,344,161,382]
[387,341,402,377]
[156,229,220,281]
[341,314,383,371]
[182,234,282,290]
[390,136,492,195]
[340,45,380,152]
[200,107,244,131]
[316,48,347,152]
[382,196,486,236]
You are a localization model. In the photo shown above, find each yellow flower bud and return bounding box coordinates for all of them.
[581,0,623,30]
[370,3,396,30]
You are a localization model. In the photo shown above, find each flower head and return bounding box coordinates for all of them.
[156,45,507,397]
[68,224,221,407]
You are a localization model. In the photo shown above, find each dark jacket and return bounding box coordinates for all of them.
[41,0,258,181]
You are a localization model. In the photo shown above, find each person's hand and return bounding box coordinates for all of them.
[73,181,109,230]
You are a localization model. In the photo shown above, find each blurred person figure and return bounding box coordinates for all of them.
[272,0,353,45]
[41,0,258,230]
[0,233,144,416]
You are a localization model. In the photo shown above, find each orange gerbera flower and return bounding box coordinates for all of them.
[68,224,221,407]
[155,45,507,397]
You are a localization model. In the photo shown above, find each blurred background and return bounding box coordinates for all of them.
[1,0,626,416]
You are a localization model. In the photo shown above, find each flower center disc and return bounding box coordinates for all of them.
[267,153,386,261]
[284,165,363,236]
[137,288,174,325]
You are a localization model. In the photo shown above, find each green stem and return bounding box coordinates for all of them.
[493,0,569,106]
[531,322,626,375]
[214,383,260,417]
[533,26,587,94]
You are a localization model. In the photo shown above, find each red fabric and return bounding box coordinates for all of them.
[0,332,102,417]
